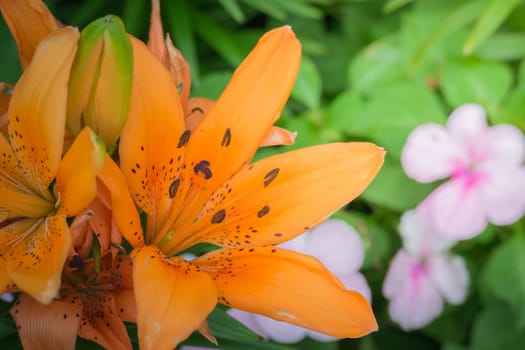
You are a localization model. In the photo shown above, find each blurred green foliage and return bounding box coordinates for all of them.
[2,0,525,349]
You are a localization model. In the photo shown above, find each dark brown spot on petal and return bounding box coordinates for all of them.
[178,129,191,148]
[221,128,232,147]
[257,205,270,218]
[264,168,279,187]
[192,107,204,115]
[274,233,282,237]
[211,209,226,224]
[194,160,213,179]
[169,178,181,198]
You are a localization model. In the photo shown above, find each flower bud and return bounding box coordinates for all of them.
[66,15,132,152]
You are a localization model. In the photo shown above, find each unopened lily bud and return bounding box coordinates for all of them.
[67,15,132,152]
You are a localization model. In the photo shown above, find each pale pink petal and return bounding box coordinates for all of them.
[303,219,364,276]
[401,124,466,183]
[484,124,525,165]
[306,329,336,342]
[383,250,444,330]
[1,293,13,302]
[427,254,469,305]
[478,163,525,225]
[383,250,412,299]
[339,272,372,303]
[399,210,456,257]
[447,104,488,152]
[254,315,307,344]
[278,230,308,252]
[227,309,267,337]
[417,180,487,240]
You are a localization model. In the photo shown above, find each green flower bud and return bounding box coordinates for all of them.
[67,15,132,152]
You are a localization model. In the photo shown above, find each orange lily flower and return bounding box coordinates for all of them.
[10,252,135,350]
[119,25,384,349]
[0,82,12,133]
[0,27,105,304]
[7,150,142,350]
[146,0,296,146]
[0,0,60,69]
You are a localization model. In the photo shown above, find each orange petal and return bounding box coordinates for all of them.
[0,129,39,218]
[0,83,11,134]
[260,126,297,146]
[0,185,53,217]
[0,0,60,69]
[114,255,136,322]
[147,0,193,114]
[185,97,214,130]
[0,256,13,294]
[114,289,136,323]
[194,246,378,338]
[132,246,217,350]
[147,0,166,63]
[185,26,301,195]
[78,292,133,350]
[55,127,105,217]
[10,293,82,350]
[5,215,71,304]
[8,27,79,195]
[70,209,95,257]
[165,35,192,114]
[87,196,112,254]
[164,142,384,253]
[97,156,144,248]
[119,36,186,240]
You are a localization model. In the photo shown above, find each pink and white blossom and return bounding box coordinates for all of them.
[383,210,469,331]
[228,219,371,343]
[401,103,525,240]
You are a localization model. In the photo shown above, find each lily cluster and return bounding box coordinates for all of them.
[0,0,385,349]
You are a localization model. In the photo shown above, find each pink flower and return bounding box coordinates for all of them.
[401,104,525,239]
[383,211,469,331]
[229,219,371,343]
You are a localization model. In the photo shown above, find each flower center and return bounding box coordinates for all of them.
[451,161,484,191]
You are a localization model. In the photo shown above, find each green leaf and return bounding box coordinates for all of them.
[499,87,525,130]
[218,0,246,23]
[463,0,522,55]
[178,306,295,350]
[207,307,258,341]
[442,343,469,350]
[406,0,485,74]
[192,13,245,68]
[348,36,404,96]
[481,235,525,328]
[291,56,322,109]
[276,0,323,19]
[0,19,21,83]
[192,71,233,100]
[361,155,436,212]
[347,81,446,158]
[164,0,200,86]
[326,90,364,133]
[0,317,22,350]
[474,32,525,61]
[383,0,415,13]
[240,0,287,20]
[471,303,525,350]
[440,57,513,109]
[121,0,148,36]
